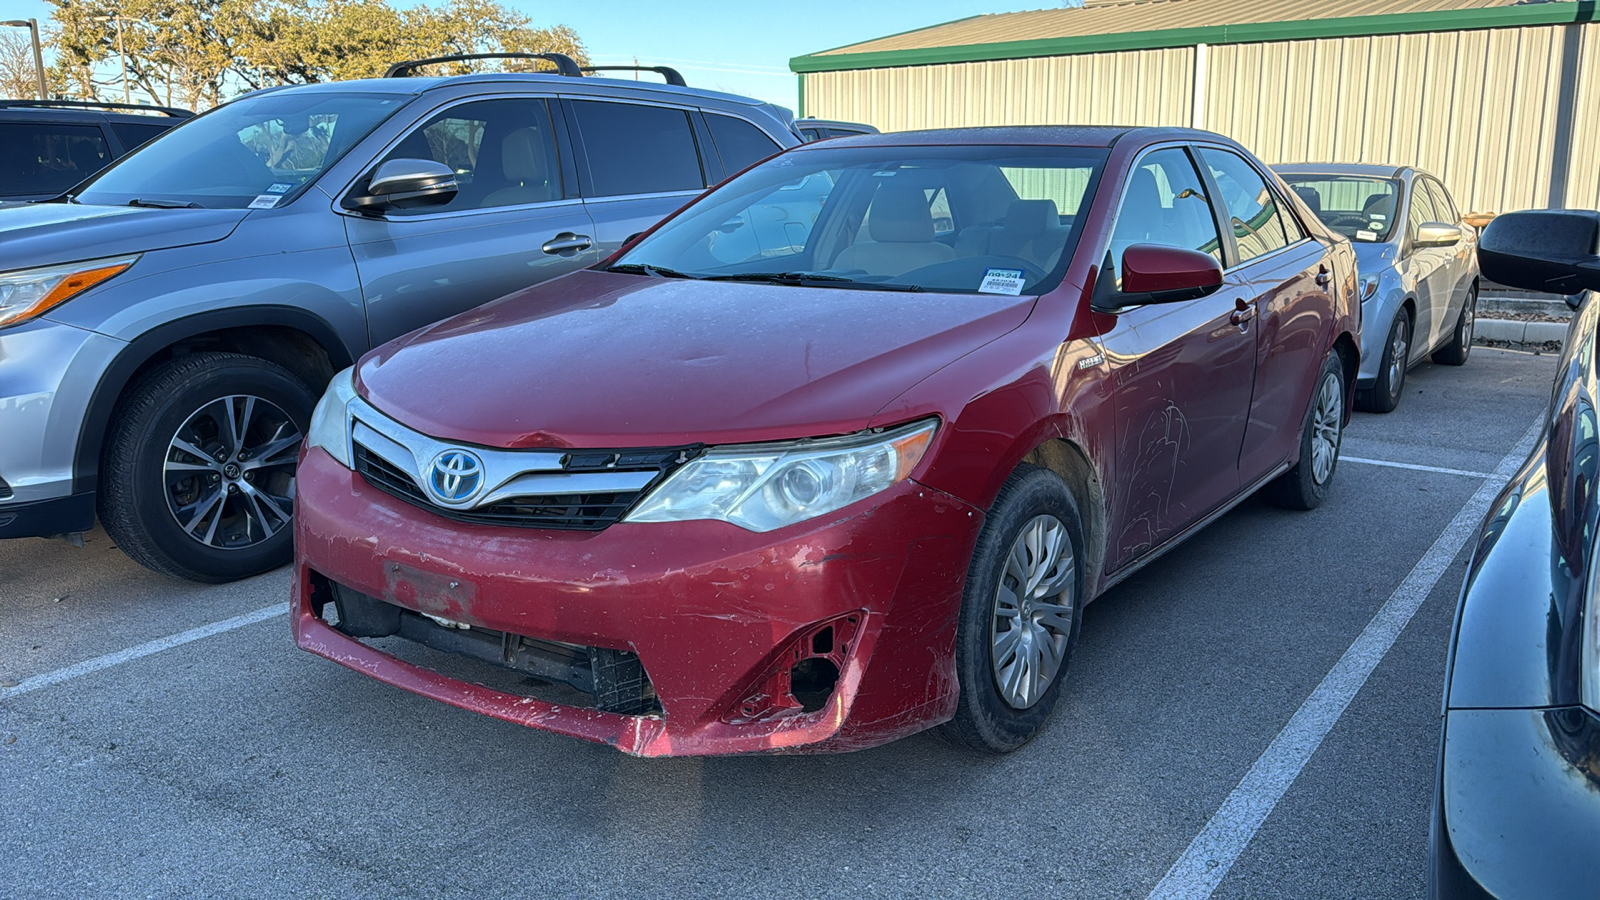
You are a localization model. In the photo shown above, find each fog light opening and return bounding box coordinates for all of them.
[811,626,834,656]
[789,658,840,713]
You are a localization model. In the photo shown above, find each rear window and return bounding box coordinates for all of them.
[0,123,111,197]
[571,101,705,197]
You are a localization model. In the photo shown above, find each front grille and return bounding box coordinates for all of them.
[353,444,675,531]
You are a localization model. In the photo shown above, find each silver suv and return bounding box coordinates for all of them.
[0,54,801,581]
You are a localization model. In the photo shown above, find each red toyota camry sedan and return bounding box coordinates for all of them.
[291,126,1359,756]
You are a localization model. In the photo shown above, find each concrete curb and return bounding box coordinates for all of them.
[1474,318,1568,344]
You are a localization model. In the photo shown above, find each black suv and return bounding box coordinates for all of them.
[0,100,193,202]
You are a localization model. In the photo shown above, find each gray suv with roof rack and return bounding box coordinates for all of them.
[0,53,803,582]
[0,99,193,202]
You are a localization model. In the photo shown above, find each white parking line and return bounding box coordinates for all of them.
[1342,456,1493,479]
[0,604,285,702]
[1146,419,1542,900]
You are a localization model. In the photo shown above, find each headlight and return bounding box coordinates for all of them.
[306,366,357,468]
[626,419,937,532]
[1358,272,1380,302]
[0,254,139,329]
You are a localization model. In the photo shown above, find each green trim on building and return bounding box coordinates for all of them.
[790,2,1591,73]
[797,73,805,118]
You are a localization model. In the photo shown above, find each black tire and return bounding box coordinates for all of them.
[941,464,1085,754]
[1431,284,1476,366]
[99,351,316,583]
[1357,312,1410,414]
[1265,351,1345,511]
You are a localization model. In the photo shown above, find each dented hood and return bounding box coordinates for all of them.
[357,269,1035,449]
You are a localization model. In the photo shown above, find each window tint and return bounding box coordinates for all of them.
[1201,148,1292,263]
[0,123,111,197]
[705,113,781,174]
[571,100,704,197]
[1424,178,1458,223]
[1108,147,1223,273]
[110,121,171,152]
[1407,180,1439,240]
[378,98,560,215]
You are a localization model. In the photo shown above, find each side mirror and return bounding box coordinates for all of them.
[1414,222,1462,247]
[1118,244,1224,304]
[1478,210,1600,299]
[345,158,458,213]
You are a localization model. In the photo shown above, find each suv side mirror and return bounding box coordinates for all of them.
[1479,210,1600,303]
[345,158,458,213]
[1119,244,1224,304]
[1414,222,1463,247]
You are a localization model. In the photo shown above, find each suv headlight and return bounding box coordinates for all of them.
[626,419,937,532]
[306,366,357,468]
[0,255,140,329]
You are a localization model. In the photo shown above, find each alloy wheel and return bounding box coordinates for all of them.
[1388,319,1409,402]
[163,394,302,549]
[990,514,1077,709]
[1310,371,1343,485]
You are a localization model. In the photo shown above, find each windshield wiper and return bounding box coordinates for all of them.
[604,263,698,279]
[128,198,203,209]
[702,272,925,292]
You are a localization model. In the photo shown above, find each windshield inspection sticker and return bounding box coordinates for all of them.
[979,268,1026,295]
[247,194,282,209]
[1355,229,1378,241]
[266,183,293,193]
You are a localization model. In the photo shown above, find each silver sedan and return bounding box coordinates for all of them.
[1275,164,1479,412]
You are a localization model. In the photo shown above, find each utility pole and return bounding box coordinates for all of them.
[93,15,130,103]
[0,18,48,99]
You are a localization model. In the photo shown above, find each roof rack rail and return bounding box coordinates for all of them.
[384,52,584,79]
[1,99,193,117]
[578,65,687,87]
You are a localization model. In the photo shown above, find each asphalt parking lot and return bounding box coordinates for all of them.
[0,345,1556,899]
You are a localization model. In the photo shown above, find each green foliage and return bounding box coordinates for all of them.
[45,0,588,108]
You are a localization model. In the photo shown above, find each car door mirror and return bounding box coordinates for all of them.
[1478,210,1600,301]
[345,158,459,213]
[1414,222,1463,247]
[1118,244,1224,304]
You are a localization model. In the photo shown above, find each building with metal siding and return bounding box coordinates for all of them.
[792,0,1598,216]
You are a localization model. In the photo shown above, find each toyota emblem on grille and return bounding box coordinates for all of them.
[427,449,485,505]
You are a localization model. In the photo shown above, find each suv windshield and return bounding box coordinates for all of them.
[74,91,407,209]
[1278,174,1401,241]
[611,144,1108,295]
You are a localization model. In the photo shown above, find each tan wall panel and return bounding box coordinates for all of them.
[803,23,1597,215]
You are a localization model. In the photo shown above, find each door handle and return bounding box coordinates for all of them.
[1315,265,1331,287]
[542,232,593,255]
[1230,297,1256,328]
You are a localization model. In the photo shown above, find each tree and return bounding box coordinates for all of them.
[0,30,42,99]
[45,0,588,108]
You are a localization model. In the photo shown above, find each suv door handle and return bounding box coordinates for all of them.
[1230,297,1256,328]
[542,233,593,255]
[1315,265,1331,287]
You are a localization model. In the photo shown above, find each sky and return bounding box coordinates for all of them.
[7,0,1051,109]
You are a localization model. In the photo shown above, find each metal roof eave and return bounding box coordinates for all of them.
[790,2,1590,74]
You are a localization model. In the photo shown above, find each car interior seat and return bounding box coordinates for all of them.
[956,199,1071,272]
[832,183,956,277]
[481,127,556,207]
[1291,185,1322,217]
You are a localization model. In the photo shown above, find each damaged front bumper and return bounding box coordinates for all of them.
[291,446,984,756]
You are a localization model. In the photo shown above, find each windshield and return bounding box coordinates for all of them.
[611,144,1108,295]
[1278,174,1400,241]
[73,91,408,210]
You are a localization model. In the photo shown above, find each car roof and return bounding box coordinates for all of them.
[804,124,1226,151]
[246,72,779,108]
[1275,162,1411,179]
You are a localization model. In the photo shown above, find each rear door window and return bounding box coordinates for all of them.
[0,123,111,197]
[109,121,171,152]
[704,113,782,175]
[1199,148,1291,264]
[569,100,705,197]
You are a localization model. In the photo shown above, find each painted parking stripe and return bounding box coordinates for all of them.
[1146,419,1541,900]
[0,604,285,701]
[1341,456,1493,479]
